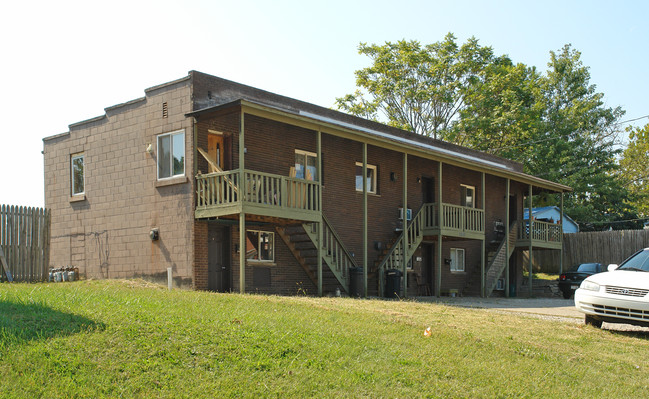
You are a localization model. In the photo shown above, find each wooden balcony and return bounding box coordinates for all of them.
[516,219,562,249]
[420,203,485,240]
[195,169,321,222]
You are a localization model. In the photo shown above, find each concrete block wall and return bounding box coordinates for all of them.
[43,77,196,287]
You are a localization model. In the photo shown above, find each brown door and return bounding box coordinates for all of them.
[208,225,230,292]
[208,133,225,173]
[422,177,435,203]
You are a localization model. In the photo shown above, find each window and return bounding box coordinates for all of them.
[450,248,465,272]
[245,230,274,262]
[71,153,84,195]
[461,184,475,208]
[295,150,318,181]
[355,162,377,194]
[157,130,185,179]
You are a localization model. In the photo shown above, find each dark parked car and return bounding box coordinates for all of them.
[558,263,603,299]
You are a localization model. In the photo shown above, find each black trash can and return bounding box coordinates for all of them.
[349,267,364,298]
[385,269,403,298]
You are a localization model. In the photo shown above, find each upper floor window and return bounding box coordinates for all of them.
[158,130,185,180]
[461,184,475,208]
[355,162,377,194]
[71,153,85,196]
[295,150,318,181]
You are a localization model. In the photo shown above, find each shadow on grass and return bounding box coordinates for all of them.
[0,300,105,350]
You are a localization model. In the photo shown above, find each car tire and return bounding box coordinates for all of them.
[585,315,602,328]
[562,291,572,299]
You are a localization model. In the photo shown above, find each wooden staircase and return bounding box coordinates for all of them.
[484,221,518,297]
[276,214,357,295]
[375,205,428,297]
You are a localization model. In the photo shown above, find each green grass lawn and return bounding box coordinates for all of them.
[1,280,648,398]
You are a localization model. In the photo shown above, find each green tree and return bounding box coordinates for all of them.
[531,45,635,230]
[620,124,649,217]
[335,34,495,140]
[339,38,638,230]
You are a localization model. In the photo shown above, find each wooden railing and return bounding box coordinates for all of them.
[438,203,484,234]
[196,169,321,213]
[303,214,358,292]
[519,220,562,243]
[485,221,519,297]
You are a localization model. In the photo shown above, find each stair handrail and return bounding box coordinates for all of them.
[320,213,359,271]
[375,205,428,296]
[485,220,519,296]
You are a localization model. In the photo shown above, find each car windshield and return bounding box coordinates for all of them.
[618,250,649,272]
[575,263,599,273]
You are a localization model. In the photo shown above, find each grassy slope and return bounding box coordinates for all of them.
[1,280,648,398]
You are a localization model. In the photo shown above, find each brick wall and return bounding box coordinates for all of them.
[43,78,196,288]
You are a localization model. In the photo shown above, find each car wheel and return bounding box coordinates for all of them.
[562,291,572,299]
[585,315,602,328]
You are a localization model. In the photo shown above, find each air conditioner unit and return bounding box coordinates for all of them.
[398,207,412,221]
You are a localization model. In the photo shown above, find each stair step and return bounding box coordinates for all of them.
[284,225,307,235]
[290,234,312,243]
[293,241,315,250]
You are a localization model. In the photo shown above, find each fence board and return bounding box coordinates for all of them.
[531,229,649,273]
[0,204,51,282]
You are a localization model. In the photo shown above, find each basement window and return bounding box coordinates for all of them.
[246,230,274,263]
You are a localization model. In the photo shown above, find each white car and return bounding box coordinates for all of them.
[574,248,649,328]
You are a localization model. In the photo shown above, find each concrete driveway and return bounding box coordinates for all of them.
[417,296,582,320]
[415,296,649,332]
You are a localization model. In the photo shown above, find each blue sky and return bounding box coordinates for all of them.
[1,0,647,207]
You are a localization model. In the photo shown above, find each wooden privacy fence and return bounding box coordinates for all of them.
[531,229,649,273]
[0,205,51,282]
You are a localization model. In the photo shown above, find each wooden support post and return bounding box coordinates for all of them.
[362,142,368,298]
[402,153,408,297]
[528,184,533,297]
[317,131,323,297]
[505,179,510,298]
[239,110,246,294]
[481,172,485,298]
[559,191,563,274]
[437,162,443,297]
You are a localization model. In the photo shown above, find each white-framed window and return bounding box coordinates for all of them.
[450,248,465,273]
[355,162,377,194]
[71,153,85,196]
[157,129,185,180]
[295,150,318,181]
[461,184,475,208]
[245,230,274,262]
